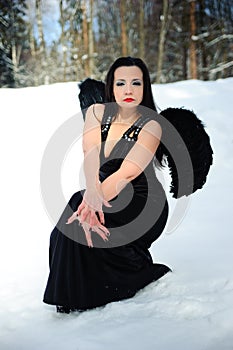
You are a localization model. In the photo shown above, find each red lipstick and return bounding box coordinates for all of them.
[123,98,135,102]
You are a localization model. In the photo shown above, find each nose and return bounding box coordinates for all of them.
[125,83,133,94]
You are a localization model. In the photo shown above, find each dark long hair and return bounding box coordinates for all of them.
[104,56,163,166]
[105,56,157,112]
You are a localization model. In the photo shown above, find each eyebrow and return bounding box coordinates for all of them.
[115,78,143,82]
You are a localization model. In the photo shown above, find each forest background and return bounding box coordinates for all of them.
[0,0,232,88]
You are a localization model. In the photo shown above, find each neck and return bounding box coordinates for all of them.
[116,107,139,123]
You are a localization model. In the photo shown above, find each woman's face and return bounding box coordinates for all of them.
[113,66,143,108]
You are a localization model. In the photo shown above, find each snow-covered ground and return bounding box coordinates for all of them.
[0,77,233,350]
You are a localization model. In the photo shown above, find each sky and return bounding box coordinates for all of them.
[29,0,61,45]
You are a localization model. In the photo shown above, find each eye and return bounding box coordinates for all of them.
[132,80,142,86]
[115,81,125,87]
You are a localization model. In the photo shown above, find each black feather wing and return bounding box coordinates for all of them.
[78,78,106,119]
[159,108,213,198]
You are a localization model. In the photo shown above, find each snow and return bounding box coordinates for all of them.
[0,77,233,350]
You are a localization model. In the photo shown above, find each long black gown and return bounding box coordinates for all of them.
[43,113,171,312]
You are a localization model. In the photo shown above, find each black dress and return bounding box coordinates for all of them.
[43,113,171,312]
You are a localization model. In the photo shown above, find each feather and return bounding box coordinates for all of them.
[78,78,106,119]
[159,108,213,198]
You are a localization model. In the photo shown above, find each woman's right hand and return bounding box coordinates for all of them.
[79,213,110,248]
[77,185,111,226]
[66,184,111,227]
[66,208,110,248]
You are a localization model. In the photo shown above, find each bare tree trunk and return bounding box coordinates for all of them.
[197,0,207,80]
[11,41,23,86]
[181,1,189,80]
[28,23,36,58]
[26,0,38,85]
[88,0,94,77]
[120,0,128,56]
[59,0,67,81]
[27,1,36,59]
[82,1,89,76]
[35,0,45,54]
[11,41,18,85]
[182,45,188,80]
[156,0,169,83]
[189,0,198,79]
[29,21,38,85]
[139,0,145,60]
[10,5,22,87]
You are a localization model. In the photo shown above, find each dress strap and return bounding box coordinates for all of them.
[101,115,112,142]
[101,113,154,143]
[100,105,117,142]
[123,116,153,141]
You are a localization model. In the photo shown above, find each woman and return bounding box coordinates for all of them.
[43,57,179,313]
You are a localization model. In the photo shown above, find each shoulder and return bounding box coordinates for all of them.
[85,103,105,124]
[135,118,161,154]
[139,118,162,140]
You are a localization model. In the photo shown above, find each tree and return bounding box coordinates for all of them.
[120,0,128,56]
[0,0,30,88]
[82,0,89,76]
[139,0,145,60]
[35,0,45,55]
[59,0,67,81]
[57,0,84,81]
[1,0,232,88]
[196,0,208,80]
[156,0,170,83]
[189,0,198,79]
[88,0,94,77]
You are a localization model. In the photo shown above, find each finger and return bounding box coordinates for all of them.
[80,212,98,227]
[98,224,110,236]
[103,199,112,208]
[92,223,110,237]
[83,226,93,248]
[77,201,86,215]
[89,210,97,227]
[79,207,89,223]
[84,210,100,226]
[92,226,109,242]
[98,211,105,225]
[66,211,78,224]
[89,212,104,227]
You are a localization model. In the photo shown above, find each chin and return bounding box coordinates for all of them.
[118,102,139,108]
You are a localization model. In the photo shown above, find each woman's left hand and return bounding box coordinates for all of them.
[66,206,100,226]
[67,211,110,248]
[68,186,111,227]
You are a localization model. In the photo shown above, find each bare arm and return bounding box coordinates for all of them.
[101,120,162,201]
[82,104,102,190]
[67,104,111,226]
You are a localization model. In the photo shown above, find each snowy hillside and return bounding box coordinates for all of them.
[0,78,233,350]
